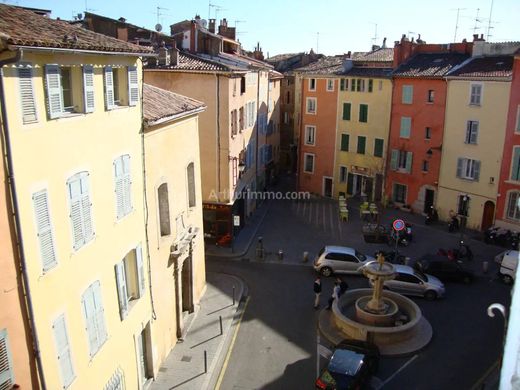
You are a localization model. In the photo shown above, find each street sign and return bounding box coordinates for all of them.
[233,215,240,226]
[393,219,405,231]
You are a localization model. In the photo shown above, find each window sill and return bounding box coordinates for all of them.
[303,171,314,174]
[469,103,481,107]
[306,111,316,115]
[304,143,315,147]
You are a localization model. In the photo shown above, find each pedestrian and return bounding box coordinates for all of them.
[313,276,322,309]
[336,277,348,297]
[326,281,341,310]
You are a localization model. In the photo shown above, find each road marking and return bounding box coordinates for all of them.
[215,296,250,390]
[379,354,418,387]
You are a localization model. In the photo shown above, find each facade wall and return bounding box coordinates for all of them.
[279,76,296,171]
[2,51,151,389]
[438,79,510,230]
[298,77,339,196]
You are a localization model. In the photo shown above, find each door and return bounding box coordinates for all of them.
[481,201,495,231]
[323,177,333,198]
[374,174,383,201]
[346,173,354,195]
[424,189,435,214]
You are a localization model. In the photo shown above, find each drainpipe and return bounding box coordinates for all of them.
[0,49,47,389]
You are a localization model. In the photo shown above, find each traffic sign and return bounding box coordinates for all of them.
[393,219,405,231]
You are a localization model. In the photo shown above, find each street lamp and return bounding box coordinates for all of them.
[228,156,246,174]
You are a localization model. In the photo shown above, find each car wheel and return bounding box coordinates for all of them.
[320,267,333,277]
[463,276,472,284]
[424,290,437,301]
[502,274,514,285]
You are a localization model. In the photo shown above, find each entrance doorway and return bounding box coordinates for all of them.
[323,177,333,198]
[424,189,435,214]
[181,257,193,314]
[481,201,495,231]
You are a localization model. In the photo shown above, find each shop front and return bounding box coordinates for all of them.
[203,198,246,247]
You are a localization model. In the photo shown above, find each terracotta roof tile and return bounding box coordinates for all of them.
[294,56,343,75]
[354,48,393,63]
[0,5,153,54]
[393,53,470,78]
[448,55,513,79]
[342,67,393,78]
[143,84,205,125]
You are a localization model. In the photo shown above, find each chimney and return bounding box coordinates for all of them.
[372,44,380,51]
[382,37,387,49]
[157,42,169,66]
[169,47,179,66]
[218,18,236,40]
[208,19,216,33]
[253,42,264,60]
[347,50,351,58]
[473,34,479,41]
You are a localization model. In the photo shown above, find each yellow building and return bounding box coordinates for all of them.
[0,5,156,389]
[142,84,207,372]
[437,55,513,230]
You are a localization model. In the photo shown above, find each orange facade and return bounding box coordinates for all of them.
[298,77,339,196]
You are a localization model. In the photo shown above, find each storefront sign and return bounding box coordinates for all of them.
[233,215,240,226]
[203,203,231,211]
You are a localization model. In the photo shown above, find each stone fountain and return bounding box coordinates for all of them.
[318,254,432,356]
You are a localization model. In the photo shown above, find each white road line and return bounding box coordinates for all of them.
[379,354,419,388]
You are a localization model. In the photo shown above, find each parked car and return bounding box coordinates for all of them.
[316,340,379,390]
[370,264,445,300]
[415,255,474,284]
[495,250,518,285]
[314,246,375,277]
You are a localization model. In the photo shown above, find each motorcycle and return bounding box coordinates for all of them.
[484,226,500,244]
[375,250,406,265]
[425,206,439,225]
[388,227,411,247]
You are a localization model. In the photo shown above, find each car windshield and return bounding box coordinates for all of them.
[355,251,367,262]
[414,270,427,282]
[328,349,364,376]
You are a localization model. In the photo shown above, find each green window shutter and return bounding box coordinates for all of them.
[512,148,520,181]
[340,79,345,90]
[45,64,63,119]
[33,189,57,272]
[136,244,145,298]
[405,152,413,173]
[18,65,38,123]
[400,117,411,138]
[0,329,14,389]
[340,134,349,151]
[82,65,95,113]
[115,262,129,320]
[368,79,373,93]
[374,139,384,157]
[104,67,115,110]
[127,66,139,106]
[342,103,351,120]
[52,314,75,388]
[357,136,366,154]
[356,79,361,92]
[390,150,398,170]
[359,104,368,123]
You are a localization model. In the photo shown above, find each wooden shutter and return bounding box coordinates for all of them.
[123,155,132,215]
[400,117,411,138]
[405,152,413,173]
[104,67,115,110]
[340,79,345,90]
[0,329,14,389]
[340,134,349,151]
[136,244,145,298]
[390,150,398,170]
[80,174,93,242]
[187,163,196,208]
[359,104,368,122]
[374,139,383,158]
[127,66,139,106]
[18,65,38,123]
[357,136,366,154]
[456,158,464,178]
[33,190,57,272]
[115,262,129,320]
[470,122,479,144]
[45,64,63,119]
[68,176,84,250]
[83,65,95,113]
[368,79,373,92]
[512,148,520,181]
[473,160,481,181]
[114,157,125,219]
[81,287,99,356]
[342,103,351,120]
[92,281,107,348]
[52,314,75,388]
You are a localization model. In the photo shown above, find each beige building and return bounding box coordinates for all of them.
[142,84,207,371]
[438,55,513,230]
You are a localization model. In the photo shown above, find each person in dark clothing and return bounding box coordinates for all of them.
[336,277,348,297]
[313,276,322,309]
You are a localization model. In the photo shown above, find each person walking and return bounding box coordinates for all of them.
[336,277,348,298]
[326,281,341,310]
[313,276,322,309]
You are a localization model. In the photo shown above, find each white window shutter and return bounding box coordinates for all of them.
[114,158,125,219]
[104,67,115,110]
[81,289,99,356]
[80,175,94,242]
[92,281,107,345]
[127,66,139,107]
[18,65,38,124]
[83,65,95,113]
[123,155,132,215]
[33,190,57,272]
[52,314,75,388]
[390,150,398,170]
[115,262,128,320]
[0,329,14,389]
[456,158,464,178]
[68,177,84,250]
[470,122,479,144]
[45,64,63,119]
[473,160,481,181]
[136,244,145,298]
[405,152,413,173]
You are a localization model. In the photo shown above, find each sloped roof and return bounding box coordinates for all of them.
[143,84,205,126]
[151,51,232,72]
[393,52,470,78]
[294,56,344,75]
[0,4,153,54]
[266,53,303,63]
[342,67,393,78]
[355,48,393,63]
[447,55,513,79]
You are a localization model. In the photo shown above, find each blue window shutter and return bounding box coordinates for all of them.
[127,66,139,106]
[400,117,411,138]
[104,67,115,110]
[512,148,520,181]
[18,64,38,123]
[136,244,145,298]
[115,262,128,320]
[83,65,95,113]
[52,314,75,388]
[0,329,14,389]
[33,189,57,272]
[456,158,464,178]
[45,64,63,119]
[405,152,413,173]
[390,150,398,170]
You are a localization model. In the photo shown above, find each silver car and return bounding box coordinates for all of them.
[370,264,445,300]
[314,246,375,276]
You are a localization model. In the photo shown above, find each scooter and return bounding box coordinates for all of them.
[375,250,406,265]
[425,206,439,225]
[388,228,409,247]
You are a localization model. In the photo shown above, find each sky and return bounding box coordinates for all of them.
[3,0,520,57]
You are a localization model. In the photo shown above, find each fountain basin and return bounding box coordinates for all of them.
[355,296,398,326]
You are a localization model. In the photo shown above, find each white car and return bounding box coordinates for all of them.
[495,250,518,285]
[314,246,375,277]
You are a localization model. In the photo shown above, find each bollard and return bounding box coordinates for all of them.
[483,261,489,274]
[232,285,235,306]
[256,236,264,260]
[278,249,284,261]
[219,315,223,335]
[303,251,309,263]
[204,350,207,373]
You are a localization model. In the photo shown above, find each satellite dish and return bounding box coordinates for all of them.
[155,23,163,32]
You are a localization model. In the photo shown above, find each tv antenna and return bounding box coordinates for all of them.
[84,0,96,12]
[208,1,221,19]
[451,8,467,42]
[472,8,482,34]
[370,22,378,48]
[486,0,495,40]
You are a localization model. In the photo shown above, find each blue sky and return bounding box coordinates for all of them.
[4,0,519,56]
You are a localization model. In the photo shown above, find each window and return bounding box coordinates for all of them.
[457,158,480,181]
[309,78,316,91]
[0,329,14,390]
[52,314,75,388]
[359,104,368,123]
[516,105,520,133]
[326,79,334,91]
[402,85,413,104]
[427,90,435,103]
[104,66,138,110]
[457,195,470,216]
[339,166,347,183]
[67,172,94,250]
[240,76,246,94]
[158,183,170,236]
[390,149,413,173]
[136,327,152,386]
[230,109,237,136]
[61,67,73,110]
[357,79,365,92]
[115,245,145,320]
[304,125,316,145]
[286,91,290,104]
[18,63,38,123]
[374,138,384,158]
[340,133,349,151]
[81,281,107,357]
[340,78,348,91]
[342,102,351,120]
[506,191,520,221]
[400,117,411,138]
[510,147,520,181]
[187,162,196,208]
[32,189,57,273]
[351,79,357,92]
[465,121,479,144]
[368,79,373,93]
[306,97,316,114]
[114,155,132,220]
[239,107,244,131]
[425,127,432,140]
[470,83,482,105]
[378,80,383,91]
[357,136,366,154]
[304,153,315,173]
[422,160,429,172]
[113,68,121,104]
[393,183,407,203]
[104,368,125,390]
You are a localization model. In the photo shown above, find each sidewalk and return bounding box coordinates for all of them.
[150,272,246,390]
